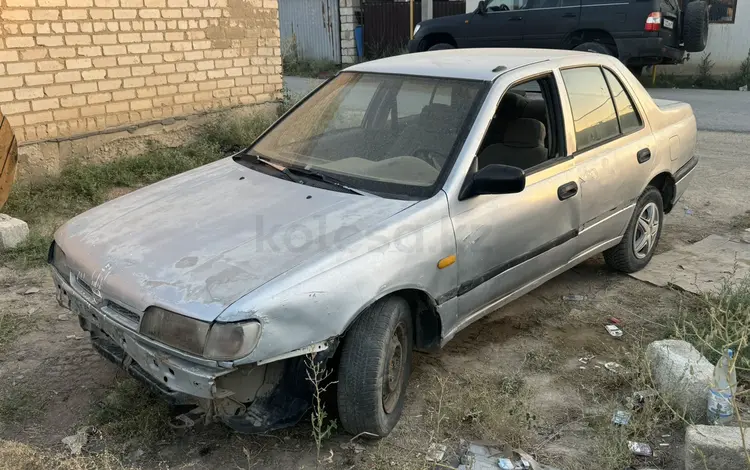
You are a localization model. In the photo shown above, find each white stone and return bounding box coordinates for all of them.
[0,214,29,251]
[646,339,713,423]
[685,425,750,470]
[741,228,750,244]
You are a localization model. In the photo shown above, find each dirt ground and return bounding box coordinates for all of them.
[1,130,749,470]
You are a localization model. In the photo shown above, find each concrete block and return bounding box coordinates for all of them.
[685,425,750,470]
[0,215,29,250]
[646,339,713,423]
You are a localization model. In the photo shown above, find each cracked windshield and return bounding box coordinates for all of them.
[251,72,484,196]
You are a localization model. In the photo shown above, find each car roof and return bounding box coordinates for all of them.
[345,48,592,81]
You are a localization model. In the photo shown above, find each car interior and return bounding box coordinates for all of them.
[476,76,561,172]
[275,74,561,187]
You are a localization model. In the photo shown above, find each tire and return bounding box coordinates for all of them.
[683,1,709,53]
[604,186,664,273]
[337,296,413,437]
[573,41,614,56]
[428,43,455,51]
[628,65,644,78]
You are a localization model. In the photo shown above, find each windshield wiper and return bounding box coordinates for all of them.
[285,166,366,196]
[248,153,304,184]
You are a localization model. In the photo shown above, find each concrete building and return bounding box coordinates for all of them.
[681,0,747,74]
[0,0,282,175]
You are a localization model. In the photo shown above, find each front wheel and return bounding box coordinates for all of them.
[337,296,413,437]
[604,186,664,273]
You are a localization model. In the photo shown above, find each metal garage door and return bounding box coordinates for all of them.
[280,0,341,63]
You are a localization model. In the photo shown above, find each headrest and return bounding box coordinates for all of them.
[496,92,528,118]
[420,103,460,130]
[503,118,546,148]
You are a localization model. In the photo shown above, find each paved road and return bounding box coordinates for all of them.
[648,88,750,133]
[284,76,750,134]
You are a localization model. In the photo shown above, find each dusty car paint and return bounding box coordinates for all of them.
[51,49,697,432]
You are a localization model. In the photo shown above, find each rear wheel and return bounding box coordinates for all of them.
[683,1,709,53]
[573,41,614,56]
[428,43,455,51]
[603,186,664,273]
[337,296,413,437]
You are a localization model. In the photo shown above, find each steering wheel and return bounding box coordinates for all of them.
[414,148,446,170]
[498,3,510,10]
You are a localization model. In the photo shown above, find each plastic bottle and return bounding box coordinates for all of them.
[707,349,737,425]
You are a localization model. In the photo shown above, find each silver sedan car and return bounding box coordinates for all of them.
[50,49,697,437]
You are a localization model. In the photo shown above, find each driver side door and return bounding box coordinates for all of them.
[445,72,581,335]
[465,0,525,48]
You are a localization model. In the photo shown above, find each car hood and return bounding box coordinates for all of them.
[56,157,416,322]
[418,13,474,34]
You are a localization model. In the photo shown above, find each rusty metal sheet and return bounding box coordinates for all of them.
[0,112,18,211]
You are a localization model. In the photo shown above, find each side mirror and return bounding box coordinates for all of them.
[459,164,525,199]
[476,0,487,14]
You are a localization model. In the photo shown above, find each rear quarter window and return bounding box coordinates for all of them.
[603,68,643,134]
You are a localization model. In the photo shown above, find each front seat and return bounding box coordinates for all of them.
[478,118,547,170]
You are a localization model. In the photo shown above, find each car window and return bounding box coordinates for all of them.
[527,0,577,7]
[485,0,526,11]
[396,79,434,119]
[475,74,561,172]
[561,67,620,152]
[603,68,642,134]
[328,75,380,131]
[250,72,485,199]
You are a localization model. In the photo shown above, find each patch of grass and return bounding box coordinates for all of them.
[0,388,42,424]
[675,275,750,385]
[0,111,280,269]
[200,112,277,154]
[649,48,750,90]
[523,347,562,372]
[91,378,173,446]
[0,306,36,351]
[282,55,341,79]
[731,210,750,230]
[435,372,538,449]
[0,440,130,470]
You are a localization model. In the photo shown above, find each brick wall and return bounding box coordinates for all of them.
[0,0,282,144]
[339,0,359,64]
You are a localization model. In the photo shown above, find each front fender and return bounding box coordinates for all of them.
[221,193,458,366]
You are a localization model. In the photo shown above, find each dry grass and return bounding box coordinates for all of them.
[0,440,133,470]
[90,378,174,447]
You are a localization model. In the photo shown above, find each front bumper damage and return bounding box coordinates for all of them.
[51,268,336,433]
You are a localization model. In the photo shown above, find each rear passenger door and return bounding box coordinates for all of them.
[578,0,633,41]
[558,66,655,254]
[522,0,582,49]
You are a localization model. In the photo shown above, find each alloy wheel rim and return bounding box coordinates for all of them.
[633,202,659,259]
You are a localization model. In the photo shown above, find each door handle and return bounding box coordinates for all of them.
[637,148,651,164]
[508,15,523,21]
[557,181,578,201]
[562,12,577,18]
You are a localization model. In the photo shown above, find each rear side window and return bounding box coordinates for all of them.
[603,68,642,134]
[561,67,619,151]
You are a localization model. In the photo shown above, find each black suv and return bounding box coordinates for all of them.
[408,0,709,76]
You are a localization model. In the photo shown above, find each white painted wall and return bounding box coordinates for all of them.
[466,0,479,12]
[677,14,750,74]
